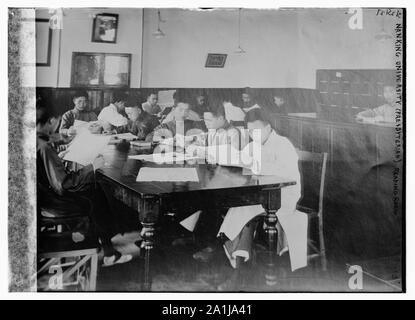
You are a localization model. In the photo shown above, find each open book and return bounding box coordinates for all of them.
[63,130,111,166]
[223,102,246,122]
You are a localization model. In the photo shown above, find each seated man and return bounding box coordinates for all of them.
[59,90,97,136]
[146,102,206,142]
[191,92,209,117]
[37,105,132,266]
[273,94,289,114]
[356,85,401,123]
[241,88,261,113]
[180,103,242,256]
[162,93,201,123]
[142,92,162,116]
[116,102,160,139]
[203,103,242,150]
[97,91,129,132]
[188,109,305,290]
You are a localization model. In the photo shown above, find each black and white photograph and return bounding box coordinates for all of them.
[6,3,408,299]
[91,13,118,43]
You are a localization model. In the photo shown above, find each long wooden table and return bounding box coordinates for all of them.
[96,143,296,291]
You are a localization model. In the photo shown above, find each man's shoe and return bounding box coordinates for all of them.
[102,253,133,267]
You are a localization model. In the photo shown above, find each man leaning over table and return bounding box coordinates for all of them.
[184,108,307,290]
[114,96,160,139]
[145,102,206,142]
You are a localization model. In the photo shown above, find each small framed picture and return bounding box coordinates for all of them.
[35,19,52,66]
[205,53,227,68]
[92,13,119,43]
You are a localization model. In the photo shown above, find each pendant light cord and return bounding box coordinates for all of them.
[238,8,241,48]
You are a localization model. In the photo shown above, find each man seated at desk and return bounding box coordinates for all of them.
[115,98,160,139]
[142,92,162,116]
[37,105,133,267]
[180,103,242,262]
[185,109,306,290]
[162,92,202,123]
[191,91,209,117]
[241,88,262,113]
[273,94,289,115]
[97,90,129,132]
[356,85,401,123]
[146,102,206,142]
[59,90,98,136]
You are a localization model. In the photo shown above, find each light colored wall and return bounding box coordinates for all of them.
[36,8,143,87]
[36,8,398,89]
[141,8,300,88]
[296,8,397,88]
[142,8,397,89]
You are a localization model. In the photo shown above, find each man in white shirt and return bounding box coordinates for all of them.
[192,108,305,290]
[97,91,129,131]
[216,109,305,289]
[356,85,401,123]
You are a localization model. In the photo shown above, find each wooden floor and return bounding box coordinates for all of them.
[93,231,401,293]
[37,214,402,292]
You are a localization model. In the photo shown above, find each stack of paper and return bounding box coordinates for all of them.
[136,167,199,182]
[159,133,205,149]
[130,141,152,148]
[113,132,138,141]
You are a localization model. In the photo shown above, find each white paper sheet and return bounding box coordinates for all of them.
[73,120,99,134]
[136,167,199,182]
[128,152,200,163]
[73,120,89,128]
[224,102,246,122]
[218,205,265,241]
[180,210,202,232]
[63,131,111,166]
[158,89,176,109]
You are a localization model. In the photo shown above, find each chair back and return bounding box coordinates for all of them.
[296,149,328,214]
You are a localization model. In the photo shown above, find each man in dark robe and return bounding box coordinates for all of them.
[37,105,132,266]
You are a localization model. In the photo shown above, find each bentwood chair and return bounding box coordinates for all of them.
[35,199,99,291]
[296,149,328,271]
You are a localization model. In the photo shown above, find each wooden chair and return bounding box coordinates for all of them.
[36,209,99,291]
[296,149,328,271]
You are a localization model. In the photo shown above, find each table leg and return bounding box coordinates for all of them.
[263,188,281,286]
[140,222,155,291]
[139,195,160,291]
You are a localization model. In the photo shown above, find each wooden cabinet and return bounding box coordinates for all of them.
[273,114,403,260]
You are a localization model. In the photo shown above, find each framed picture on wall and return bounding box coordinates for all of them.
[71,52,131,88]
[91,13,119,43]
[205,53,227,68]
[35,19,52,66]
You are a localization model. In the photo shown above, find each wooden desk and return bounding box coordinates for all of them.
[97,143,296,291]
